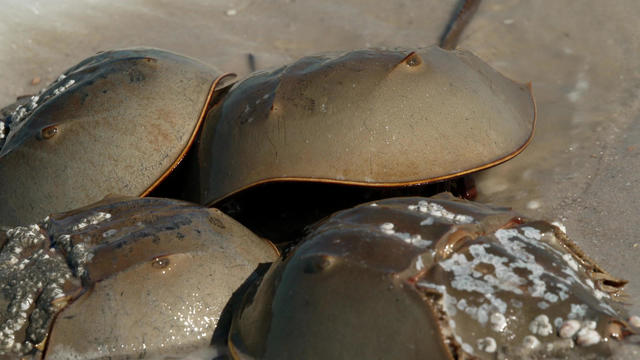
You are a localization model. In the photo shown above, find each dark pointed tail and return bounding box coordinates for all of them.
[439,0,482,50]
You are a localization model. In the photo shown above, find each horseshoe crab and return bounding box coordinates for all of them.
[0,196,278,358]
[189,45,535,243]
[227,193,637,359]
[0,48,225,226]
[196,46,534,203]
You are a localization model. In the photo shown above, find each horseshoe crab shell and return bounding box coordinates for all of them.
[195,45,536,207]
[0,48,220,226]
[0,196,278,359]
[227,194,636,359]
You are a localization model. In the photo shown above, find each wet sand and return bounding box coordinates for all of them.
[1,0,639,355]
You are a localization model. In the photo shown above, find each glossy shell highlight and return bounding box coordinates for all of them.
[196,46,536,206]
[0,48,220,226]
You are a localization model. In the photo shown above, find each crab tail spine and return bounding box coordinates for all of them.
[439,0,482,50]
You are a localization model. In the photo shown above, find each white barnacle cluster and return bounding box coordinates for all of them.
[529,314,553,336]
[555,318,601,346]
[378,222,432,248]
[6,94,38,128]
[521,335,541,349]
[4,224,45,256]
[72,211,112,231]
[2,74,76,138]
[424,249,513,330]
[50,212,110,277]
[499,227,615,315]
[408,200,474,225]
[493,228,581,306]
[52,78,75,96]
[489,312,507,332]
[477,336,497,353]
[439,243,526,297]
[482,314,603,355]
[0,223,74,356]
[68,241,94,277]
[0,119,6,141]
[419,223,625,357]
[52,234,93,278]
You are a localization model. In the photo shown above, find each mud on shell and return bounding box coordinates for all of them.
[228,193,637,359]
[0,196,278,359]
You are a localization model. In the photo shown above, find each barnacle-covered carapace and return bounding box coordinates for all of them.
[0,48,224,227]
[0,196,277,359]
[228,193,637,359]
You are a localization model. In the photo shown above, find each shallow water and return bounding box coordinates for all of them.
[1,0,639,357]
